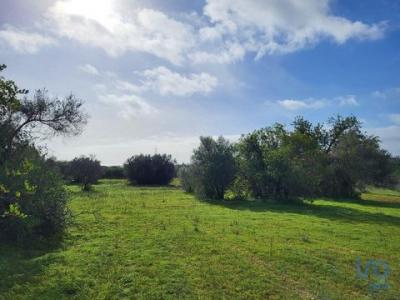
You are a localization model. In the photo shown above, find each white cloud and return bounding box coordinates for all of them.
[372,90,387,99]
[337,95,359,106]
[0,25,56,54]
[368,126,400,156]
[45,0,195,65]
[200,0,386,62]
[190,42,246,64]
[78,64,100,75]
[2,0,386,65]
[138,66,218,96]
[99,93,158,119]
[84,65,218,97]
[115,80,142,93]
[278,99,326,110]
[371,87,400,99]
[389,114,400,125]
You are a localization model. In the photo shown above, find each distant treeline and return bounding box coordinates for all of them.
[52,115,400,201]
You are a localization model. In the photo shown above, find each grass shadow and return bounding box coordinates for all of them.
[0,240,64,295]
[201,198,400,226]
[126,183,180,190]
[321,196,400,210]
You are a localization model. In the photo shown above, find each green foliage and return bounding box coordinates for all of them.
[69,156,103,191]
[124,154,175,185]
[0,147,70,242]
[1,88,87,166]
[236,123,320,200]
[242,117,390,199]
[0,64,85,242]
[189,136,236,199]
[47,159,74,182]
[181,116,394,201]
[101,165,125,179]
[178,164,195,193]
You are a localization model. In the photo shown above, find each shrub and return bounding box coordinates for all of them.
[178,164,195,193]
[189,136,236,199]
[124,154,175,185]
[0,147,70,242]
[102,166,125,179]
[69,156,103,191]
[47,158,74,182]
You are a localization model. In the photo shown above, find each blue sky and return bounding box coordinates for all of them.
[1,0,399,164]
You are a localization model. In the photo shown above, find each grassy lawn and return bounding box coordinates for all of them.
[1,180,399,299]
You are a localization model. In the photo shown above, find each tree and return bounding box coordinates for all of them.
[0,64,87,241]
[322,129,393,197]
[69,156,103,191]
[1,65,87,166]
[124,154,175,185]
[0,146,70,241]
[235,116,394,200]
[190,136,236,199]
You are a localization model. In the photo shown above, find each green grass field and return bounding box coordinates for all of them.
[1,180,399,299]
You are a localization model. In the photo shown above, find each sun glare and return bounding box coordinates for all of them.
[60,0,115,25]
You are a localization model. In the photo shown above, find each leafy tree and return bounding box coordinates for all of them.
[0,64,86,241]
[69,156,103,191]
[47,159,74,182]
[190,136,236,199]
[1,66,86,166]
[0,146,70,242]
[124,154,175,185]
[235,116,394,200]
[237,125,296,200]
[322,129,393,197]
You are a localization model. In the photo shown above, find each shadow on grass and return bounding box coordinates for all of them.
[201,198,400,226]
[126,182,180,190]
[321,196,400,210]
[0,241,64,295]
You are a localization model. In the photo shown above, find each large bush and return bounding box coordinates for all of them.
[69,156,103,191]
[188,136,236,199]
[124,154,175,185]
[0,147,70,242]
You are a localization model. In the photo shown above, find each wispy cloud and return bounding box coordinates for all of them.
[336,95,359,106]
[78,64,100,76]
[99,94,158,119]
[82,65,218,97]
[278,99,327,111]
[0,25,56,54]
[137,66,218,96]
[371,87,400,99]
[389,114,400,125]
